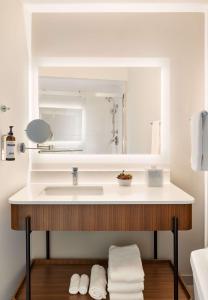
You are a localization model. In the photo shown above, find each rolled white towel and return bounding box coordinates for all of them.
[79,274,89,295]
[69,273,80,295]
[108,280,144,293]
[89,264,107,300]
[110,292,144,300]
[108,245,144,282]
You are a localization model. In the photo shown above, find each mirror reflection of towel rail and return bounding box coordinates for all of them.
[150,121,161,125]
[38,149,83,153]
[19,143,52,153]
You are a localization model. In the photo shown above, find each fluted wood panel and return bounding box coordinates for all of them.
[11,204,192,231]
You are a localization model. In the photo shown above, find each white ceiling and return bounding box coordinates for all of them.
[22,0,208,3]
[21,0,208,14]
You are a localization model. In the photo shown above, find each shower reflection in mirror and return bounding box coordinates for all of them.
[38,67,161,154]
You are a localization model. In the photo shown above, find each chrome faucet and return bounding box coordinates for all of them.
[72,167,78,185]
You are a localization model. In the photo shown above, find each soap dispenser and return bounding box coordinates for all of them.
[6,126,16,161]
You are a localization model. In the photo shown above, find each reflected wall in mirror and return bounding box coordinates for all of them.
[38,67,161,154]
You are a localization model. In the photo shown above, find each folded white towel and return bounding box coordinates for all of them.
[108,280,144,293]
[79,274,89,295]
[191,111,208,171]
[89,265,107,300]
[69,273,80,295]
[108,245,144,282]
[110,292,144,300]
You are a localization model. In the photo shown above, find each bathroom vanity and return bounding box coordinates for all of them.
[10,183,193,300]
[10,57,189,300]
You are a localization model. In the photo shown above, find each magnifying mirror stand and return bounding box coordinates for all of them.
[19,143,52,153]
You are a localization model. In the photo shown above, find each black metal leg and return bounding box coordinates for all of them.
[26,217,31,300]
[172,217,179,300]
[154,231,158,259]
[46,231,50,259]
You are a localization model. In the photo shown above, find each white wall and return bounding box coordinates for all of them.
[126,67,161,154]
[32,12,204,274]
[39,67,129,81]
[0,1,28,299]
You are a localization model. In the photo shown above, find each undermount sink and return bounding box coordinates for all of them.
[42,185,104,196]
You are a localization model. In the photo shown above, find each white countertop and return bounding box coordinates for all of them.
[8,183,194,205]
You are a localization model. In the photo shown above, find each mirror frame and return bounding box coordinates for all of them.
[30,57,170,166]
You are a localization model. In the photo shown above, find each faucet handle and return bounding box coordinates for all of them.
[72,167,78,186]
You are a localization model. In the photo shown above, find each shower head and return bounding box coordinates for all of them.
[106,96,113,103]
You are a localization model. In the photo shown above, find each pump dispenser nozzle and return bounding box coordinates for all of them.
[8,126,14,135]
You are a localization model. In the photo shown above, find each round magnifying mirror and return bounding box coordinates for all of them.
[25,119,53,144]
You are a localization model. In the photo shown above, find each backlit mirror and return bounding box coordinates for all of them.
[38,67,161,154]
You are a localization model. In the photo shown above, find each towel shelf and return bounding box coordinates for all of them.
[12,259,190,300]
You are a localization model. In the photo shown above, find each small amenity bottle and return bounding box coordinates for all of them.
[146,166,163,187]
[6,126,16,161]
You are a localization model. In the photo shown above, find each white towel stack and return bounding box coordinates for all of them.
[108,245,145,300]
